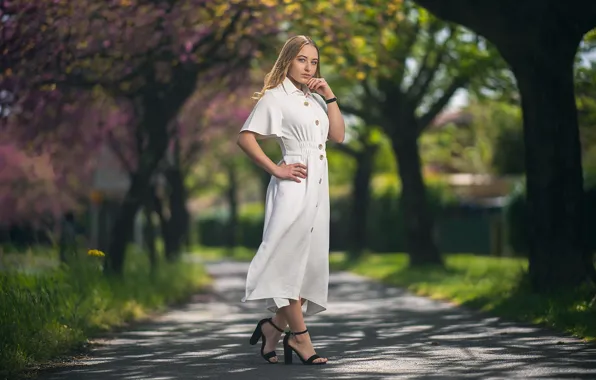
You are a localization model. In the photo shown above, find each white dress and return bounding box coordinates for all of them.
[240,77,330,316]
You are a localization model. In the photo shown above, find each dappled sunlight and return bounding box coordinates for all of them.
[39,261,596,379]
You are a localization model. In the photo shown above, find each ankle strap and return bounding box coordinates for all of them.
[267,318,284,333]
[291,328,308,336]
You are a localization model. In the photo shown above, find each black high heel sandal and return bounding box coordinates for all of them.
[283,329,327,365]
[249,318,284,364]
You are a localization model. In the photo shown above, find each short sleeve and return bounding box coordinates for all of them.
[240,92,283,139]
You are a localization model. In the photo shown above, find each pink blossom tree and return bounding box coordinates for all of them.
[1,0,280,273]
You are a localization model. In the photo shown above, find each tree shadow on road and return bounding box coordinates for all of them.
[40,261,596,380]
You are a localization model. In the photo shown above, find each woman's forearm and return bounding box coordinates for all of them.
[237,131,279,176]
[326,100,345,143]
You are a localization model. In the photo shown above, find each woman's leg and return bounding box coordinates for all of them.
[261,298,306,362]
[280,299,327,364]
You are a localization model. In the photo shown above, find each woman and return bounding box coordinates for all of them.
[237,35,345,366]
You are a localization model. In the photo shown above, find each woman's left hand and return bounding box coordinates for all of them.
[307,77,334,99]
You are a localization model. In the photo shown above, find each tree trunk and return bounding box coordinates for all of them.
[509,44,589,290]
[153,188,176,261]
[391,128,443,266]
[226,163,239,249]
[143,206,157,275]
[105,161,156,274]
[348,145,377,260]
[105,95,171,274]
[413,0,596,290]
[165,165,189,259]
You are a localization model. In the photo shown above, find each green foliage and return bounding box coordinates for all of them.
[332,252,596,341]
[327,147,357,187]
[0,247,210,378]
[420,99,524,175]
[504,181,528,255]
[576,60,596,172]
[196,204,264,249]
[196,177,463,252]
[190,246,256,262]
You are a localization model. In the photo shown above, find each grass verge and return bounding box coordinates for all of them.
[330,252,596,342]
[0,246,211,379]
[192,245,255,262]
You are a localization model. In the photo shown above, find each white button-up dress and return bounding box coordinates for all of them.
[240,77,330,316]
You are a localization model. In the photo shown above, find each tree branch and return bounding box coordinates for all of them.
[418,75,468,131]
[333,143,358,157]
[363,80,380,104]
[341,104,383,127]
[413,0,508,39]
[414,0,595,44]
[392,15,422,86]
[408,25,456,108]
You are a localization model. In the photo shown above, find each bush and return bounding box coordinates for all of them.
[0,247,210,378]
[196,179,463,253]
[504,181,528,255]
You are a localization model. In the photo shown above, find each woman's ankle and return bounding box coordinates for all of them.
[291,332,311,344]
[271,315,287,331]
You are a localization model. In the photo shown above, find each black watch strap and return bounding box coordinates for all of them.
[325,97,337,104]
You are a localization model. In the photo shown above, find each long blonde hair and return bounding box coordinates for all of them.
[252,35,321,100]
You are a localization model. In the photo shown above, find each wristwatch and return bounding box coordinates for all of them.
[325,97,337,104]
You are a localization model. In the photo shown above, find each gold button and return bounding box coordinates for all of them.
[319,155,324,160]
[318,144,323,150]
[315,120,320,125]
[304,101,309,106]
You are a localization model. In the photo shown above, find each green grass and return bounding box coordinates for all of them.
[331,252,596,342]
[0,246,211,379]
[191,245,255,262]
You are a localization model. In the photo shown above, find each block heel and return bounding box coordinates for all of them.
[282,329,326,365]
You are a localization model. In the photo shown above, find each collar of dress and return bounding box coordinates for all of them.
[282,76,312,98]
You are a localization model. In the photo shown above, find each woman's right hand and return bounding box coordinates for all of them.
[274,161,307,183]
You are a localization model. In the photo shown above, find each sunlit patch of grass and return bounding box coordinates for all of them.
[191,245,255,262]
[333,252,596,342]
[0,246,211,379]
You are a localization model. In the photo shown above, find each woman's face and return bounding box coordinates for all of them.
[287,44,319,85]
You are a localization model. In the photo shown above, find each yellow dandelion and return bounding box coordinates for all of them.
[87,249,105,257]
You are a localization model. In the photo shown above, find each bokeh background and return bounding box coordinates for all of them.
[1,1,595,377]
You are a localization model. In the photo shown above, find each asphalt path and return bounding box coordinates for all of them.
[40,260,596,380]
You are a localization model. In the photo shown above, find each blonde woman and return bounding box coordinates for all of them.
[237,35,345,365]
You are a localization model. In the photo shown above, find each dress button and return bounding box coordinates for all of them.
[319,155,324,160]
[319,178,322,184]
[304,101,309,106]
[318,144,323,150]
[311,227,314,232]
[315,120,320,125]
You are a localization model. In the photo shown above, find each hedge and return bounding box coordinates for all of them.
[195,180,503,254]
[504,176,596,255]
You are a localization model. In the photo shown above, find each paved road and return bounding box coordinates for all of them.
[41,260,596,379]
